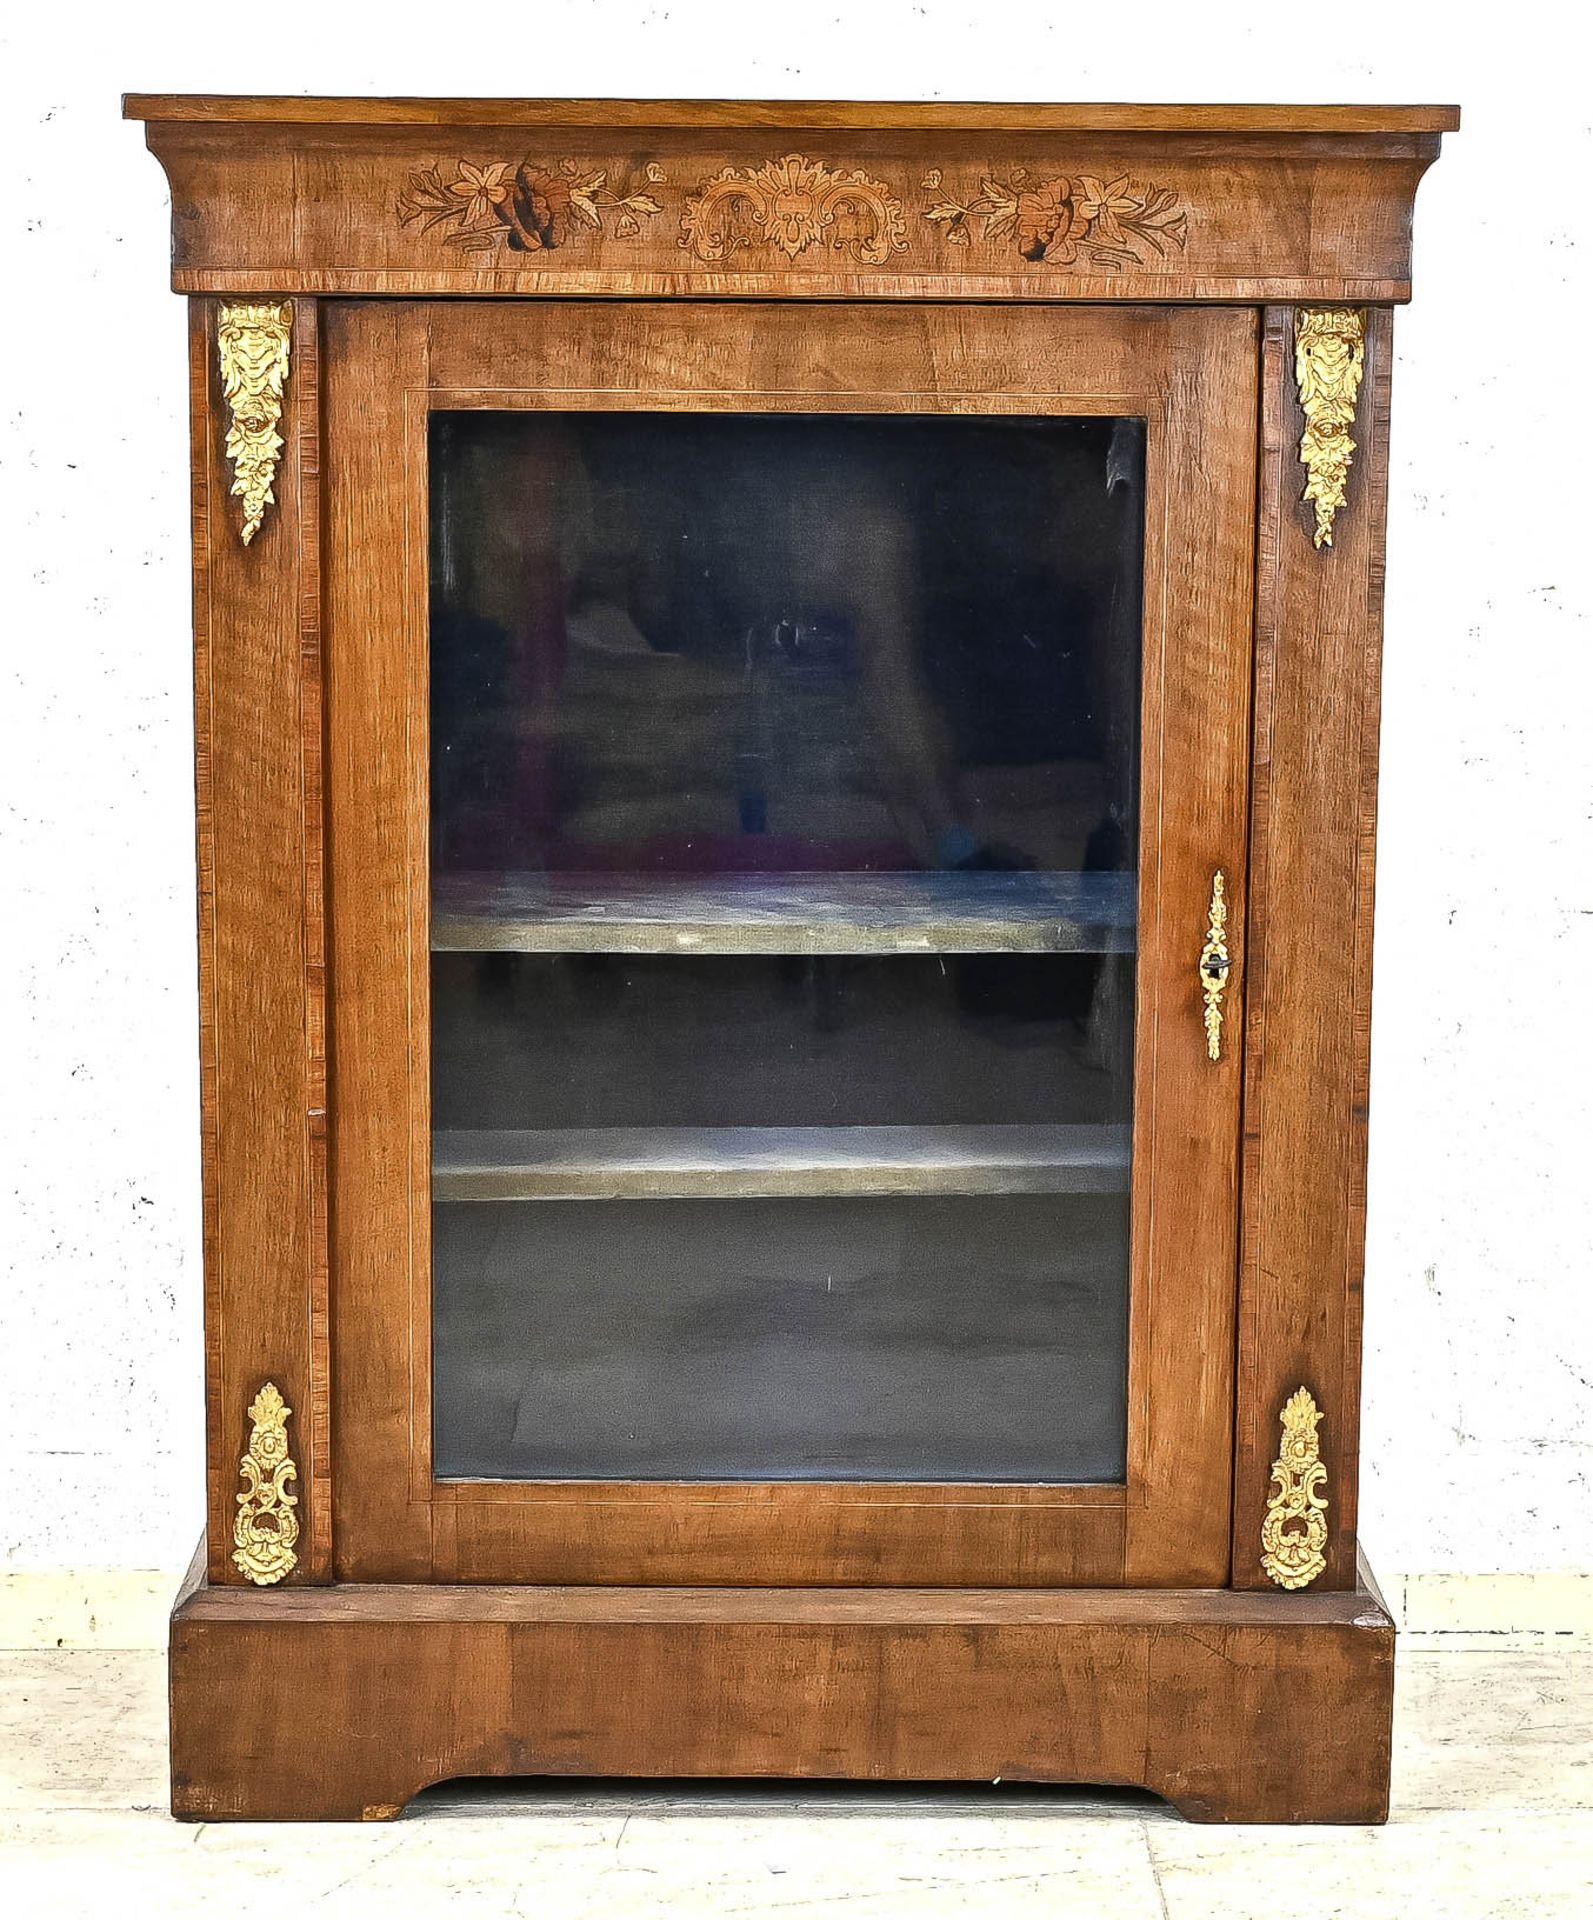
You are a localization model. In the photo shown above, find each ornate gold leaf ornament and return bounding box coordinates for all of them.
[1198,870,1231,1061]
[232,1382,299,1586]
[217,301,292,546]
[1294,307,1366,548]
[680,154,909,266]
[1261,1387,1329,1590]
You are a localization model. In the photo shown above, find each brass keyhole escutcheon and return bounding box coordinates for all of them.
[1199,871,1231,1061]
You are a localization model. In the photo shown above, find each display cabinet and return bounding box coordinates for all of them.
[125,93,1455,1823]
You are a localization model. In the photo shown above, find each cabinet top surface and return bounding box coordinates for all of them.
[123,94,1460,132]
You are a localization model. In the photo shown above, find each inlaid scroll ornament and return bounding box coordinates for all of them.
[922,169,1187,269]
[217,302,292,546]
[397,157,665,252]
[1295,308,1366,548]
[1261,1387,1329,1590]
[232,1381,299,1586]
[679,155,909,266]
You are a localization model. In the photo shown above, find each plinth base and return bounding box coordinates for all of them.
[170,1549,1394,1823]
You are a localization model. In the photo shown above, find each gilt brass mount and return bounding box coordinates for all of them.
[1261,1387,1329,1590]
[217,301,292,545]
[1294,307,1366,549]
[1198,871,1231,1061]
[232,1382,300,1586]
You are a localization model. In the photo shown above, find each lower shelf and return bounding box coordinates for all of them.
[169,1545,1396,1824]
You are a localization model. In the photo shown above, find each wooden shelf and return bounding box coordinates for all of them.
[431,870,1136,957]
[432,1123,1132,1202]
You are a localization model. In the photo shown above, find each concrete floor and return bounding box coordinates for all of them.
[4,1640,1592,1917]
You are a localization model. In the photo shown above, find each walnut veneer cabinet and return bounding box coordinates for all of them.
[126,93,1455,1824]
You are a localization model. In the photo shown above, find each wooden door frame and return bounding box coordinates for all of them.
[312,299,1253,1586]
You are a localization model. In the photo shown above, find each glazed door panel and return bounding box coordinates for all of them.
[325,300,1256,1585]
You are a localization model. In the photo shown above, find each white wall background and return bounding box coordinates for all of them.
[2,1,1589,1579]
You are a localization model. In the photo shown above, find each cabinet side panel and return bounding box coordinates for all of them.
[1236,305,1392,1590]
[190,304,223,1575]
[191,297,331,1582]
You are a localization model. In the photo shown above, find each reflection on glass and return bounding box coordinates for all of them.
[434,1195,1129,1482]
[429,409,1145,1486]
[431,412,1142,879]
[432,952,1134,1132]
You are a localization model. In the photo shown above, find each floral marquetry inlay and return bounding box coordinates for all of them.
[922,169,1188,269]
[397,157,666,253]
[679,155,910,266]
[390,150,1194,280]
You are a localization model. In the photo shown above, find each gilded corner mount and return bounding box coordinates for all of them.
[217,301,292,545]
[1261,1387,1329,1590]
[1294,307,1366,549]
[232,1381,299,1586]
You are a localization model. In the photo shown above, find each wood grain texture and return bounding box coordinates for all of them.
[168,1553,1396,1822]
[124,95,1460,132]
[191,298,331,1583]
[324,304,435,1581]
[297,309,333,1582]
[436,1491,1128,1589]
[1234,307,1395,1591]
[323,297,1251,1588]
[130,113,1447,303]
[1120,304,1254,1586]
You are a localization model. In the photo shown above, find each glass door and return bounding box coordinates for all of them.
[430,406,1141,1486]
[325,301,1257,1586]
